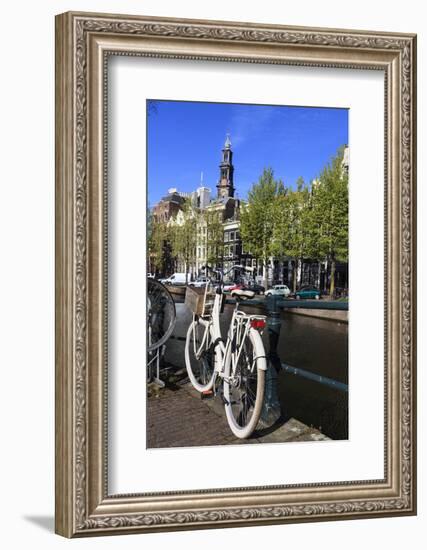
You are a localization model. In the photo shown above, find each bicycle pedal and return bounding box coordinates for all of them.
[201,390,214,400]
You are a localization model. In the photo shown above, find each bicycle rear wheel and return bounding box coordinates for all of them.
[223,327,266,439]
[185,316,215,392]
[147,279,176,352]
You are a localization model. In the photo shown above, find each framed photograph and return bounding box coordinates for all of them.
[55,11,417,537]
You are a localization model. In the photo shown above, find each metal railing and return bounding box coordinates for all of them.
[225,295,348,310]
[224,294,348,424]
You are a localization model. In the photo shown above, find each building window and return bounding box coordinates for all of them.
[230,231,235,241]
[224,232,229,242]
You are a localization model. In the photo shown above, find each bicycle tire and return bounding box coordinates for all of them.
[185,316,216,392]
[147,279,176,352]
[223,327,266,439]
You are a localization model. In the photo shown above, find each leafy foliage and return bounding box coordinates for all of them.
[311,146,348,295]
[203,210,224,267]
[168,202,197,282]
[240,168,284,286]
[312,147,348,262]
[242,147,348,294]
[148,218,171,274]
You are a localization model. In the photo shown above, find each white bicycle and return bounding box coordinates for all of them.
[184,265,267,439]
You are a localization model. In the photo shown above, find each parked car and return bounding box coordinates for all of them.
[223,282,243,293]
[188,277,209,288]
[159,273,190,286]
[265,284,291,298]
[334,287,348,299]
[295,286,321,300]
[245,282,265,295]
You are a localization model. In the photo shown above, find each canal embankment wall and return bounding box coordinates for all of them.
[237,299,348,323]
[167,285,348,322]
[285,308,348,323]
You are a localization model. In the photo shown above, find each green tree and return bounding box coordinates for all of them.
[168,201,197,283]
[204,210,224,267]
[271,186,291,262]
[311,147,348,296]
[290,179,317,291]
[148,218,171,275]
[272,177,317,292]
[240,168,284,287]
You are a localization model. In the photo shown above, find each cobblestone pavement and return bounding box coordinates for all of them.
[147,372,329,449]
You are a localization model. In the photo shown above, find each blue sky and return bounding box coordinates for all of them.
[147,100,348,206]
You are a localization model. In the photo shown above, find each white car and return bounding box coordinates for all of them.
[188,277,209,288]
[265,284,291,298]
[159,273,190,285]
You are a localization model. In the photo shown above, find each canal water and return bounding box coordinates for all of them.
[235,304,348,440]
[273,310,348,440]
[165,301,348,440]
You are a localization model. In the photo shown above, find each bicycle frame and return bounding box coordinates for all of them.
[186,265,268,438]
[196,266,267,388]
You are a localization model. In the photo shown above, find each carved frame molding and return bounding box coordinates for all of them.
[55,12,416,537]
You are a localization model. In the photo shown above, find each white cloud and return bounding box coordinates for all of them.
[228,105,278,148]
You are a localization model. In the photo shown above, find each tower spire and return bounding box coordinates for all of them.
[217,134,234,199]
[224,133,231,149]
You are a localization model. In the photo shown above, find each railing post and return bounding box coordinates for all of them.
[261,295,282,425]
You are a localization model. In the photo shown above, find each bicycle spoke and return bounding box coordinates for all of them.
[186,318,215,390]
[225,326,265,438]
[147,279,176,351]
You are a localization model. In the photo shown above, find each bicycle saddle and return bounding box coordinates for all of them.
[231,289,255,300]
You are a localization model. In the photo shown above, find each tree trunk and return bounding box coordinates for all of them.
[297,258,302,288]
[292,260,297,293]
[323,259,328,292]
[329,260,336,297]
[262,262,268,289]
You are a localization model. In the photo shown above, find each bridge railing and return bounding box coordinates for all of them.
[224,294,348,424]
[225,295,348,310]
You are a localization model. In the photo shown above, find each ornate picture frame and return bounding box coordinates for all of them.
[55,11,416,537]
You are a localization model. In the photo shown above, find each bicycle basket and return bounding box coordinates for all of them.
[185,283,216,316]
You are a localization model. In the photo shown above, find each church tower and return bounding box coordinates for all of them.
[216,134,235,199]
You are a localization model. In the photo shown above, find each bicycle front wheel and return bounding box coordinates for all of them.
[223,327,266,439]
[185,316,215,392]
[147,279,176,352]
